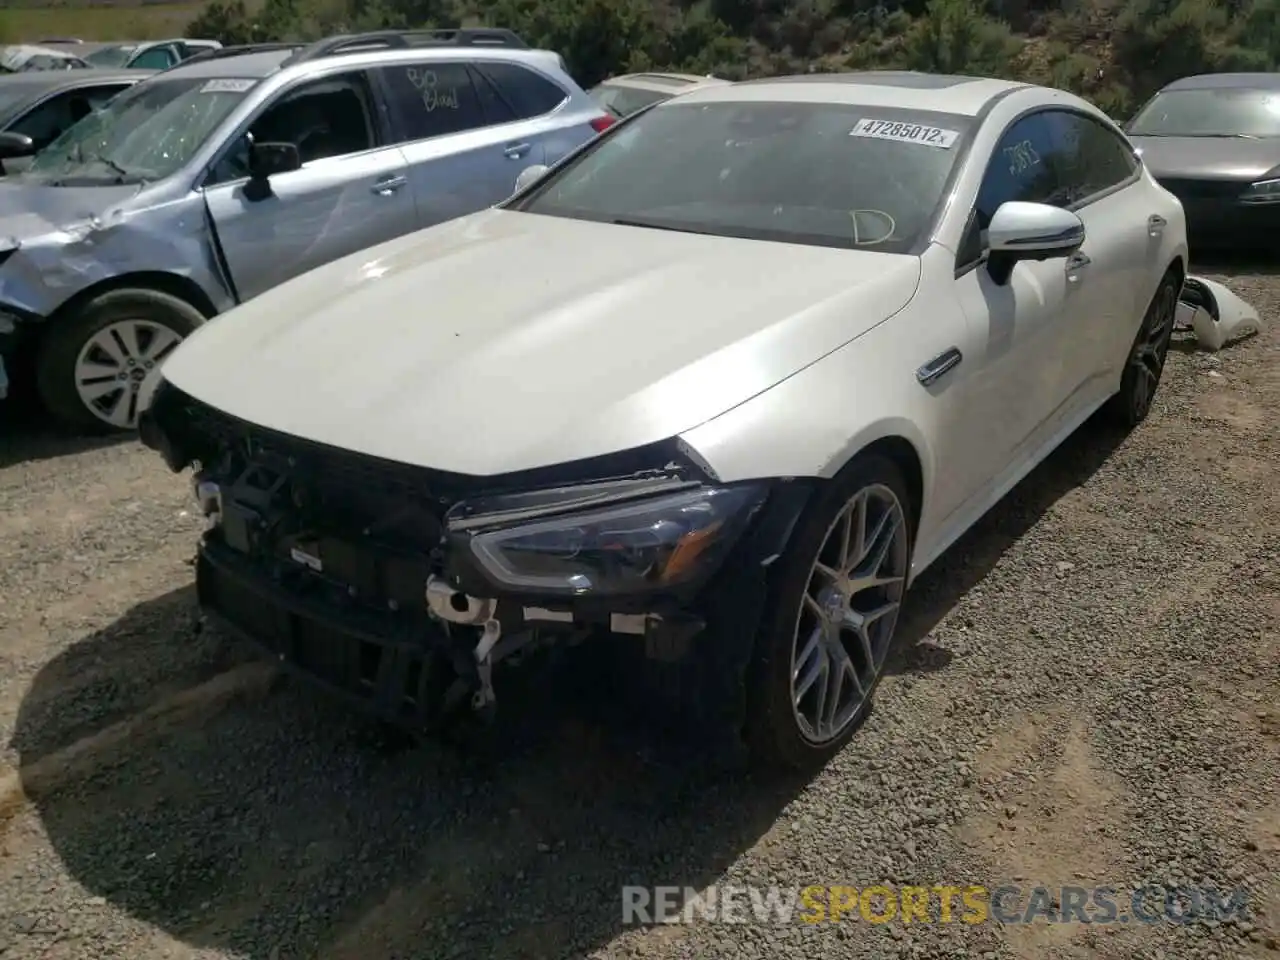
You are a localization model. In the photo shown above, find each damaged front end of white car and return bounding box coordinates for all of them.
[1178,275,1264,351]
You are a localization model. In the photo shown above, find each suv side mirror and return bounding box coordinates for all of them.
[985,201,1084,286]
[248,141,301,180]
[0,131,36,160]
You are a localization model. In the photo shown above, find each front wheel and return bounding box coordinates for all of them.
[1105,269,1179,428]
[36,288,205,433]
[746,454,914,772]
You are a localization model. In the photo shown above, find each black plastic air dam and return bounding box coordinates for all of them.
[197,541,468,725]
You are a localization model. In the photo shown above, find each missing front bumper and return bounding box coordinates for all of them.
[196,542,474,726]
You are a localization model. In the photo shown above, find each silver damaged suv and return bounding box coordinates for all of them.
[0,30,614,429]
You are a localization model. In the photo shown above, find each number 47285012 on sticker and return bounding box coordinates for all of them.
[849,118,959,148]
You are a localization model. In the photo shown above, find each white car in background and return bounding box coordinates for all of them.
[140,70,1189,772]
[589,71,730,118]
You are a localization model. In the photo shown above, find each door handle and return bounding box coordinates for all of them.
[503,142,531,159]
[371,175,407,196]
[1066,251,1091,279]
[1147,214,1167,236]
[916,347,962,386]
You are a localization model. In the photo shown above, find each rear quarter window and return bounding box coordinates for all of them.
[472,61,567,119]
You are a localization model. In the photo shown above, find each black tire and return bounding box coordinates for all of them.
[1104,268,1179,429]
[745,453,916,773]
[36,288,206,433]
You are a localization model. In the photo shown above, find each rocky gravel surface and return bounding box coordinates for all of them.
[0,266,1276,960]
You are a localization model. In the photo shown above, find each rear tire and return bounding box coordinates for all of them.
[745,454,915,773]
[1104,269,1179,429]
[36,288,205,433]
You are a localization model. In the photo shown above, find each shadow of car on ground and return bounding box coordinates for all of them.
[9,415,1131,960]
[0,389,133,471]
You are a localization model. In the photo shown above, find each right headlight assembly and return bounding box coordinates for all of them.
[447,482,769,597]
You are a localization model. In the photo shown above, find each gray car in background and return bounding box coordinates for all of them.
[1126,73,1280,251]
[589,71,729,118]
[0,69,153,176]
[0,29,613,429]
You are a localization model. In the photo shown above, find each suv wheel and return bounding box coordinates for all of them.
[37,288,205,432]
[746,453,914,772]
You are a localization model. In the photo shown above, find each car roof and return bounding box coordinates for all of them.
[682,70,1029,117]
[601,72,730,93]
[1160,72,1280,92]
[166,42,570,82]
[0,67,152,89]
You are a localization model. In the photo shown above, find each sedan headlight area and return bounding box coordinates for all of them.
[452,483,769,596]
[1240,177,1280,204]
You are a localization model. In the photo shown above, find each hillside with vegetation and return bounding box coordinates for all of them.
[4,0,1280,117]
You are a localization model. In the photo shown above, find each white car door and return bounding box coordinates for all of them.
[943,111,1086,507]
[1041,110,1157,410]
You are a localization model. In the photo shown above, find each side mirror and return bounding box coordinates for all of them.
[248,140,301,180]
[513,163,549,195]
[0,131,36,160]
[985,201,1085,285]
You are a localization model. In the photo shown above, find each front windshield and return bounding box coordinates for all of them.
[589,82,672,118]
[515,100,972,252]
[1128,88,1280,137]
[85,44,135,68]
[25,75,256,184]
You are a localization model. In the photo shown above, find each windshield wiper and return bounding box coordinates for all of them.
[609,217,719,237]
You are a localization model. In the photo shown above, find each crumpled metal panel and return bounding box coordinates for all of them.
[0,182,235,321]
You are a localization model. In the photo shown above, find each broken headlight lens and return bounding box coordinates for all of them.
[458,483,768,596]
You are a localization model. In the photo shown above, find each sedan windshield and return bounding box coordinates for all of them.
[514,100,973,252]
[1128,88,1280,138]
[23,75,255,184]
[84,44,135,68]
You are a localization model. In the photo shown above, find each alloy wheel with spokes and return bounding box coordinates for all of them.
[1126,275,1178,423]
[790,483,909,746]
[74,319,183,429]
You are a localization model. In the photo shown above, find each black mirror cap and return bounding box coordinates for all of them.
[248,140,301,179]
[0,131,36,159]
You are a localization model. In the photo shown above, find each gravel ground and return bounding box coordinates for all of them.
[0,267,1276,960]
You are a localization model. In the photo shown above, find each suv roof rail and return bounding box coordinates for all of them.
[286,27,528,65]
[179,42,303,67]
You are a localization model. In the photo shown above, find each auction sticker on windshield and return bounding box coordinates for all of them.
[849,118,959,148]
[200,78,256,94]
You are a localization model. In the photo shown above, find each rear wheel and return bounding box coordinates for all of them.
[1105,269,1179,428]
[746,454,914,772]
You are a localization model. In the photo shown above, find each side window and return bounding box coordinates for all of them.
[974,112,1062,229]
[206,72,376,185]
[130,46,178,70]
[472,62,568,120]
[8,86,123,150]
[467,66,516,125]
[1044,111,1138,205]
[376,62,489,142]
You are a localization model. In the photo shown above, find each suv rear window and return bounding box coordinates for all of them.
[472,62,567,119]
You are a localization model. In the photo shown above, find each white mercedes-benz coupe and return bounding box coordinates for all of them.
[139,70,1188,771]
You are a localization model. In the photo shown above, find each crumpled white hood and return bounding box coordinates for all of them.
[160,209,922,476]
